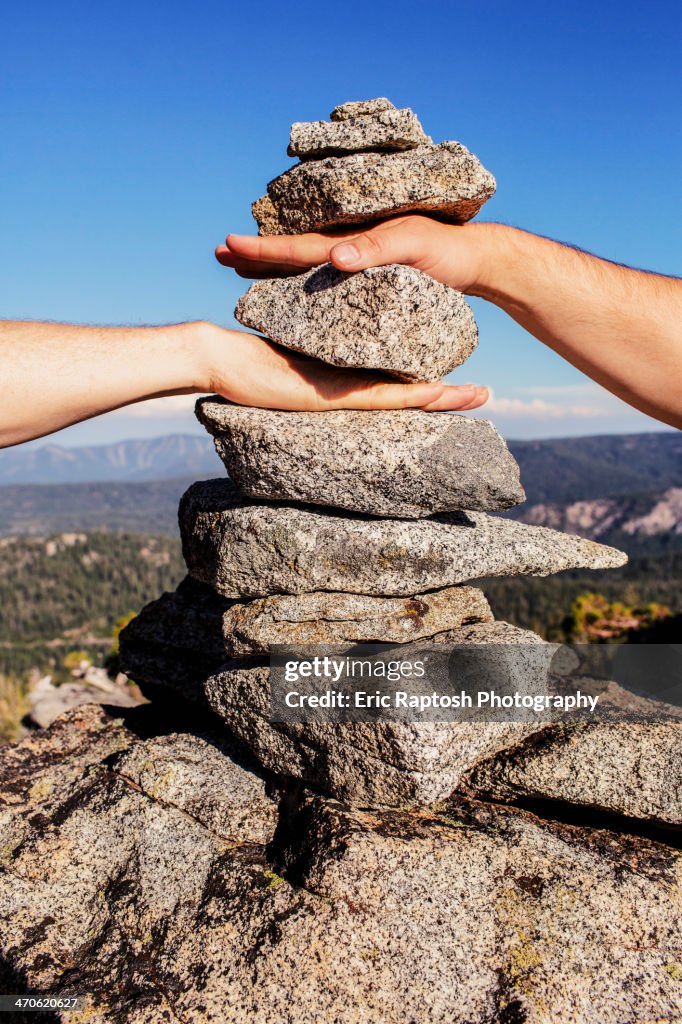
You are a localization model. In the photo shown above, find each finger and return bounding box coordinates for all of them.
[225,231,338,269]
[320,381,485,412]
[330,220,421,272]
[215,246,306,279]
[421,385,489,412]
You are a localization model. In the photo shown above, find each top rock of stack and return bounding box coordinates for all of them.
[288,107,431,160]
[330,97,396,120]
[253,98,496,234]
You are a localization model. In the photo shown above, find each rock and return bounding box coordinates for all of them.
[120,574,493,660]
[203,622,556,806]
[115,731,278,844]
[274,794,682,1024]
[179,479,628,599]
[198,401,523,517]
[288,108,431,159]
[1,705,679,1023]
[0,703,133,810]
[466,717,682,827]
[330,97,396,120]
[28,673,142,729]
[234,263,477,382]
[222,585,494,656]
[118,577,233,702]
[254,142,496,234]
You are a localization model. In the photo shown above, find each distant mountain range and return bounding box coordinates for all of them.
[0,430,680,545]
[0,434,223,485]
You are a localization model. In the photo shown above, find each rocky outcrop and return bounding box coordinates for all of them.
[0,705,680,1024]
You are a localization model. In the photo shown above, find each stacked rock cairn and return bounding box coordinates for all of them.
[3,100,681,1024]
[121,97,627,808]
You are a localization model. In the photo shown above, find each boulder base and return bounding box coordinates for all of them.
[0,705,679,1024]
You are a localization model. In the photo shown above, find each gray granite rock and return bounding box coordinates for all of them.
[119,576,234,702]
[288,108,431,159]
[198,401,523,517]
[120,574,493,660]
[115,731,278,844]
[222,585,494,656]
[234,263,477,382]
[330,97,396,120]
[179,479,628,599]
[466,716,682,827]
[254,142,496,234]
[274,794,682,1024]
[204,622,557,806]
[2,708,679,1023]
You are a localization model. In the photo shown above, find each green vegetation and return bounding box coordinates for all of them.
[0,533,184,677]
[0,675,31,743]
[0,478,194,537]
[481,552,682,641]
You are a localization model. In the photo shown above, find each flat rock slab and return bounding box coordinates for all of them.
[466,716,682,827]
[120,574,493,660]
[234,263,477,382]
[198,401,523,517]
[2,711,680,1023]
[179,479,627,599]
[330,97,396,120]
[204,622,555,806]
[253,142,496,234]
[288,107,431,159]
[222,585,493,656]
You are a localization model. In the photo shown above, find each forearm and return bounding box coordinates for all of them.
[467,224,682,427]
[2,317,482,448]
[221,218,681,427]
[1,320,206,447]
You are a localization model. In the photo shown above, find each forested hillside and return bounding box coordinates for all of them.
[0,534,185,676]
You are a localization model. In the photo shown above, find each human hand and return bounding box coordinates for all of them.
[215,215,489,294]
[196,323,488,413]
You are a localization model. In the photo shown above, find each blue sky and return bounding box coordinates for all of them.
[2,0,680,446]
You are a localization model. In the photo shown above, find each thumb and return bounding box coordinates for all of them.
[330,227,401,272]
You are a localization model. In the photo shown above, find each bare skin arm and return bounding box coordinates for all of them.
[217,217,682,429]
[0,318,487,448]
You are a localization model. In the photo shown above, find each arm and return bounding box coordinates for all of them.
[218,217,682,428]
[1,318,486,448]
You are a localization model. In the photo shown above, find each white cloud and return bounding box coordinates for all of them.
[514,384,600,397]
[482,389,611,419]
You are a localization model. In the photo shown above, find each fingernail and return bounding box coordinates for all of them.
[333,243,361,265]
